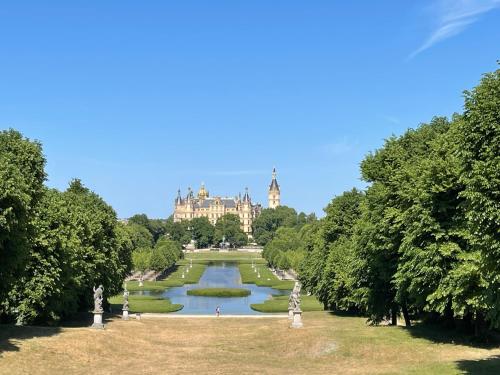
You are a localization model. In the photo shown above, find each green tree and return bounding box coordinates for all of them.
[150,238,182,272]
[299,189,364,310]
[126,223,154,249]
[129,214,167,242]
[214,214,248,248]
[190,217,215,248]
[459,67,500,331]
[132,248,152,275]
[252,206,299,245]
[0,130,46,309]
[5,180,131,325]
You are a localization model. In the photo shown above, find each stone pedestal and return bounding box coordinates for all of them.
[288,307,293,320]
[291,309,303,329]
[136,313,141,320]
[139,279,144,287]
[122,309,129,320]
[92,312,105,329]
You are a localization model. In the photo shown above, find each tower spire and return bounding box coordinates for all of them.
[268,168,280,208]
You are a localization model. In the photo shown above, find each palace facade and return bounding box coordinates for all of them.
[173,168,281,236]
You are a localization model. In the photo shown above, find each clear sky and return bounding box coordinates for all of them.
[1,1,499,218]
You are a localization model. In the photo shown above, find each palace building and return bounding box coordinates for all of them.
[173,168,281,236]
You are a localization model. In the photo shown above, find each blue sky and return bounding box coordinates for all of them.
[1,1,499,218]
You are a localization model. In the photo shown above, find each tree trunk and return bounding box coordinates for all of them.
[402,303,411,327]
[474,311,484,338]
[391,309,398,326]
[463,311,473,333]
[443,300,455,328]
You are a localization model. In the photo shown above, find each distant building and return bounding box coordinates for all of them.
[173,168,281,236]
[268,167,281,209]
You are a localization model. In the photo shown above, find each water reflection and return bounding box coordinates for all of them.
[139,261,288,315]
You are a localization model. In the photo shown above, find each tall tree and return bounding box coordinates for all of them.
[459,67,500,331]
[5,180,132,324]
[252,206,299,245]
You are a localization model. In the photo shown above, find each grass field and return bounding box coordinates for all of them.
[125,263,206,293]
[108,295,183,313]
[251,295,323,313]
[239,263,295,290]
[1,312,499,374]
[187,287,251,297]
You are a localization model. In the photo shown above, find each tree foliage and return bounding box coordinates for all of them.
[0,130,46,305]
[282,65,500,334]
[214,214,248,247]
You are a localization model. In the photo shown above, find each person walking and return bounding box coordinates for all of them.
[216,305,221,317]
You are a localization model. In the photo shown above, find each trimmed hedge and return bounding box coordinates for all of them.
[187,288,251,297]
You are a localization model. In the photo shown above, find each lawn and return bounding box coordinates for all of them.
[251,295,324,313]
[239,263,295,290]
[1,312,499,374]
[187,288,251,297]
[108,295,183,313]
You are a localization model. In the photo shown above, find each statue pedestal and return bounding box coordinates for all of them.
[288,307,293,320]
[291,309,303,329]
[122,309,129,320]
[92,312,105,329]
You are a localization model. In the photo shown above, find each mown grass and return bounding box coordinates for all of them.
[187,288,251,297]
[108,294,183,313]
[125,279,184,292]
[239,263,295,290]
[251,295,324,313]
[166,263,206,284]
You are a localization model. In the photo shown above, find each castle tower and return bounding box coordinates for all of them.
[268,168,280,209]
[241,187,252,234]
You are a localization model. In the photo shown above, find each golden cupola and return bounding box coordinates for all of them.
[197,182,209,200]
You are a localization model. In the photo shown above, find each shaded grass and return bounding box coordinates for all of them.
[251,295,324,313]
[239,263,294,290]
[108,295,182,313]
[187,288,251,297]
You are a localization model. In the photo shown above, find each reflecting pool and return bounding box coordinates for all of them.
[142,261,288,315]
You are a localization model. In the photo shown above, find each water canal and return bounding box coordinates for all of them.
[145,261,287,315]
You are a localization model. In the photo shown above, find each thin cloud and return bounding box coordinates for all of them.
[409,0,500,59]
[382,115,401,125]
[321,139,356,156]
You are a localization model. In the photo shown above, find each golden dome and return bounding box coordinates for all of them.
[198,183,209,199]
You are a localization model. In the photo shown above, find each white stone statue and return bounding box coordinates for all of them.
[123,288,129,311]
[93,285,104,313]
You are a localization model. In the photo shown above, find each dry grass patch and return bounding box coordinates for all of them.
[1,312,499,375]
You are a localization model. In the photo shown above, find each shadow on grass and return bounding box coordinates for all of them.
[0,311,118,358]
[403,322,499,349]
[0,325,61,358]
[456,355,500,374]
[327,310,364,318]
